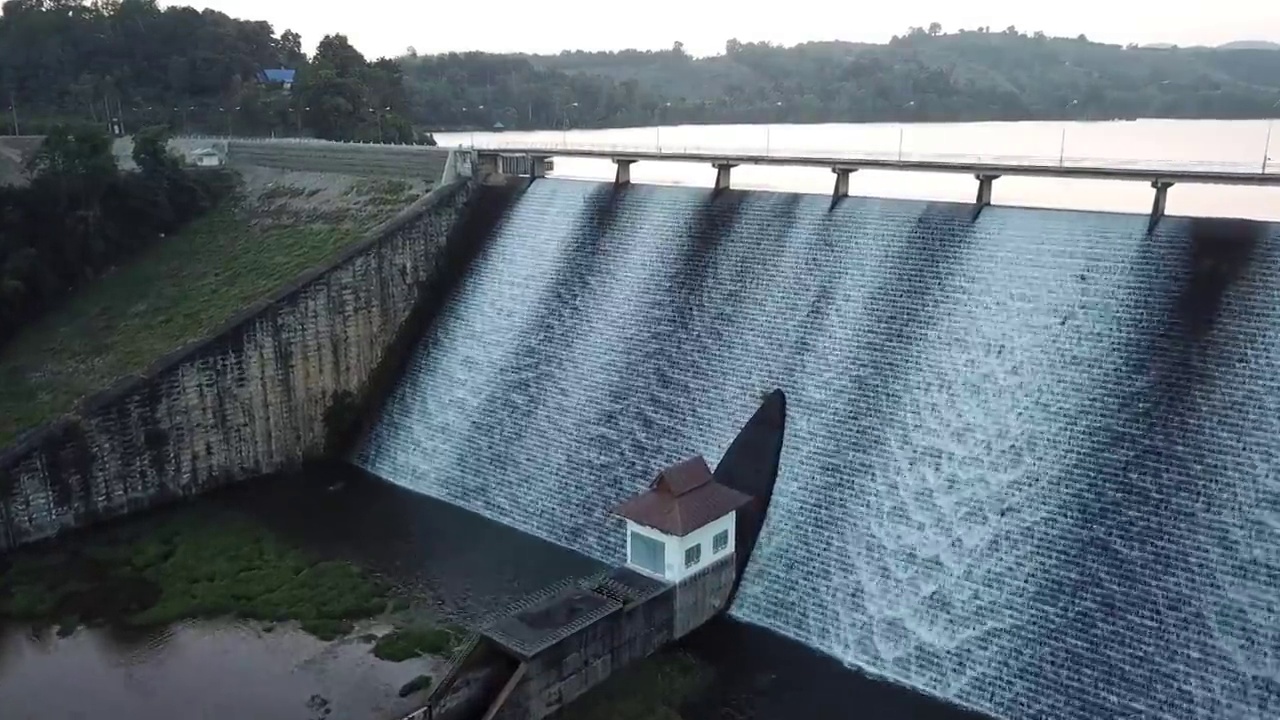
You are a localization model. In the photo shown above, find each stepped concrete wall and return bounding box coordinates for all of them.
[222,139,453,181]
[0,180,478,552]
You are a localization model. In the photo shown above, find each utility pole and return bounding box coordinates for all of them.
[9,91,19,135]
[1264,120,1274,174]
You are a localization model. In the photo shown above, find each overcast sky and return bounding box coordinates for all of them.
[186,1,1280,59]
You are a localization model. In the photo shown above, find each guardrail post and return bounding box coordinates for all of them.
[713,162,737,192]
[1149,180,1174,233]
[614,158,635,185]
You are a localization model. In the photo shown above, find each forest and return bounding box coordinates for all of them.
[0,0,416,141]
[3,3,1280,136]
[403,31,1280,128]
[0,124,233,346]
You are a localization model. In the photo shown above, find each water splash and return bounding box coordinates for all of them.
[357,179,1279,720]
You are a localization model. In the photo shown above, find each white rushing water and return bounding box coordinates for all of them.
[357,178,1279,720]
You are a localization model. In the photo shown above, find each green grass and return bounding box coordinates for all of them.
[559,651,711,720]
[372,624,461,661]
[0,509,390,637]
[0,197,375,445]
[398,674,434,698]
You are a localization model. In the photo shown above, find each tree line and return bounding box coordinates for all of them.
[4,3,1280,136]
[0,124,234,346]
[403,29,1280,129]
[0,0,423,142]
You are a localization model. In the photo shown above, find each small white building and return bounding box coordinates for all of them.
[611,456,753,582]
[190,148,224,167]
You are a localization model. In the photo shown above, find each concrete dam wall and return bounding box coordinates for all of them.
[358,178,1280,720]
[222,139,452,181]
[0,180,500,551]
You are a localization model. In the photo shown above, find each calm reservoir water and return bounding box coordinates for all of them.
[438,118,1280,220]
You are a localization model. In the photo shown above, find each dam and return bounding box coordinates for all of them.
[0,136,1276,719]
[357,173,1280,720]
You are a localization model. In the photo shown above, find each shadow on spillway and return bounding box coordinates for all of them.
[682,620,994,720]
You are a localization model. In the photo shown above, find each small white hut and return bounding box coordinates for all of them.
[611,456,752,582]
[190,148,224,167]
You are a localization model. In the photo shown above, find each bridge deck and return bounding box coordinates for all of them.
[478,146,1280,187]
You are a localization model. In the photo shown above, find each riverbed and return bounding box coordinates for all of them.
[0,463,990,719]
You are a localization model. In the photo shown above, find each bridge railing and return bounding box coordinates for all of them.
[467,140,1278,175]
[167,135,1278,176]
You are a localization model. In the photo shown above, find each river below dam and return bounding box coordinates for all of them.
[0,464,982,720]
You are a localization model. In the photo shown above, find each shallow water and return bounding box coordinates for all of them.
[0,619,438,720]
[0,464,991,719]
[0,464,600,720]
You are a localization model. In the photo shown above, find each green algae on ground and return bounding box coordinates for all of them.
[558,651,712,720]
[372,624,461,661]
[0,510,389,638]
[398,674,434,698]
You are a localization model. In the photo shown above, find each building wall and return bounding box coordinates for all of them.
[486,592,673,720]
[488,558,737,720]
[0,181,486,552]
[675,514,735,582]
[672,555,736,639]
[625,514,736,582]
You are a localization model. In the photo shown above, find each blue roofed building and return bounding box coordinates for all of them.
[258,68,297,91]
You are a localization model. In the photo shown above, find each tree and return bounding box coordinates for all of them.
[28,124,116,183]
[131,125,179,176]
[928,22,942,36]
[279,29,306,67]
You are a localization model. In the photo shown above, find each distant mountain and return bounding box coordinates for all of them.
[400,30,1280,129]
[1138,40,1278,51]
[1218,40,1280,50]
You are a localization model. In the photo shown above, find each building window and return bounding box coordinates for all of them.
[684,544,702,568]
[630,531,665,576]
[713,530,729,553]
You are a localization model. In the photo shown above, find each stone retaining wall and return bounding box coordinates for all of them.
[0,180,478,551]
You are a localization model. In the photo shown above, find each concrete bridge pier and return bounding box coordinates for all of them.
[1149,180,1174,233]
[713,162,737,192]
[972,173,1001,220]
[831,167,856,207]
[529,156,550,179]
[975,173,1000,208]
[614,158,635,185]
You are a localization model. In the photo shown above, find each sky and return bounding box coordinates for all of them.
[184,1,1280,59]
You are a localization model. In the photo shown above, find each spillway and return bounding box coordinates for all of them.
[356,178,1279,720]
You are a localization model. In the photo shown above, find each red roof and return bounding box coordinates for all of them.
[611,456,753,536]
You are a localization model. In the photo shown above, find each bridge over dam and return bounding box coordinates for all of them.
[474,143,1280,229]
[2,139,1278,720]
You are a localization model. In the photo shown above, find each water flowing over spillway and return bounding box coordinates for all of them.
[356,179,1280,720]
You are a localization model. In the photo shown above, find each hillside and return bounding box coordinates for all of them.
[401,30,1280,128]
[4,3,1279,134]
[0,164,424,444]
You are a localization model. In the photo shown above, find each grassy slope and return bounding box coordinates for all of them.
[0,174,421,445]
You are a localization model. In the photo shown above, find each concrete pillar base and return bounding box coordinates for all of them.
[974,174,1000,208]
[530,156,550,179]
[831,167,855,203]
[614,159,635,185]
[1149,180,1174,233]
[713,163,737,192]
